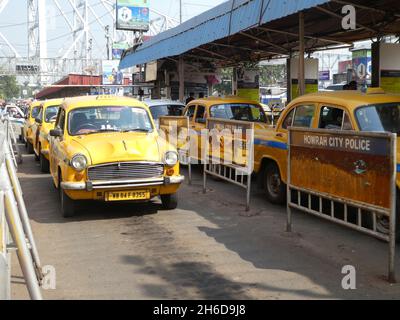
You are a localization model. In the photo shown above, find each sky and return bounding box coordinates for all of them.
[0,0,227,58]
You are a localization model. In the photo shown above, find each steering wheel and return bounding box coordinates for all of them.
[75,123,97,133]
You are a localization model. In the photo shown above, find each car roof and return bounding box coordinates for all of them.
[144,99,185,107]
[188,96,261,107]
[290,91,400,110]
[62,95,149,112]
[41,98,64,108]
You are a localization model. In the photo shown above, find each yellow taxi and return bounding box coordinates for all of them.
[254,89,400,239]
[24,100,42,154]
[48,95,184,217]
[182,96,271,159]
[31,98,63,172]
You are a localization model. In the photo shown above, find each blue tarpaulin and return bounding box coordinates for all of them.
[119,0,330,69]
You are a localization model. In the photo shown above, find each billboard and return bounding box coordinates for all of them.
[236,67,260,101]
[116,0,150,32]
[102,60,123,85]
[352,49,371,82]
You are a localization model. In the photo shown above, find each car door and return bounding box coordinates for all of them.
[273,103,318,181]
[50,108,66,185]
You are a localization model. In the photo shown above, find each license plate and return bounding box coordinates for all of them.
[106,190,150,202]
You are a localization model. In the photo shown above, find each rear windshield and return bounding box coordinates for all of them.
[355,103,400,134]
[150,105,184,119]
[209,103,268,123]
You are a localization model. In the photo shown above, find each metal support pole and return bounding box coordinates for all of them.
[388,133,397,283]
[179,56,185,103]
[298,12,305,96]
[0,190,10,300]
[1,164,42,300]
[5,150,43,280]
[286,130,292,232]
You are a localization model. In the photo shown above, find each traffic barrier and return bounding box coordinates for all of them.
[0,119,43,300]
[286,128,397,283]
[159,116,192,184]
[202,119,254,212]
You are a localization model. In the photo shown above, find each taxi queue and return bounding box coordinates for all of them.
[23,91,400,241]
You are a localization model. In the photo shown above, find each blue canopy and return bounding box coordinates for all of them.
[119,0,330,69]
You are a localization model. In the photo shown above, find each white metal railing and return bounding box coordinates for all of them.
[0,117,43,300]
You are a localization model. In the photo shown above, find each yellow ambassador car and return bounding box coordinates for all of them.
[24,100,42,154]
[183,96,271,159]
[253,89,400,239]
[31,98,63,172]
[49,95,184,218]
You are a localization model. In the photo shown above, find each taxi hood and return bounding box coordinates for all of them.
[71,132,162,165]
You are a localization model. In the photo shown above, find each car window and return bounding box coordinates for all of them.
[342,112,353,130]
[150,104,184,119]
[56,109,66,131]
[209,103,267,123]
[185,105,196,120]
[356,102,400,133]
[31,107,40,119]
[293,105,315,128]
[68,106,153,136]
[282,108,295,130]
[195,105,206,123]
[319,106,345,130]
[45,105,60,123]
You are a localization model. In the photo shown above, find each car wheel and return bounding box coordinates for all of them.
[376,192,400,243]
[161,194,178,210]
[27,141,34,154]
[40,153,50,173]
[264,162,286,205]
[59,177,76,218]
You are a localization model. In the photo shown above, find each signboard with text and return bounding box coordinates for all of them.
[289,128,394,210]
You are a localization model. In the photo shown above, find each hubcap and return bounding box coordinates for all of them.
[267,171,281,196]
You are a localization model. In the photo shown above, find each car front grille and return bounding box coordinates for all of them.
[88,162,164,181]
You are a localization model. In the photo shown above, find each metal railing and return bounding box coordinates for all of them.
[0,117,43,300]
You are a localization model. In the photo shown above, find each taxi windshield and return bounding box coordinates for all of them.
[68,106,154,136]
[355,103,400,134]
[210,103,268,123]
[45,106,60,123]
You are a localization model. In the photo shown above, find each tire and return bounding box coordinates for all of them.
[59,177,76,218]
[40,153,50,173]
[263,162,286,205]
[27,141,34,154]
[376,192,400,243]
[161,194,178,210]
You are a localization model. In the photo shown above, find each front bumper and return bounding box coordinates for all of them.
[61,175,185,191]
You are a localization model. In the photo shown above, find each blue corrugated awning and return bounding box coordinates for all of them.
[119,0,330,69]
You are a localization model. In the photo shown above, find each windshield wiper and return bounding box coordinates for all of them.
[86,129,121,135]
[122,128,151,133]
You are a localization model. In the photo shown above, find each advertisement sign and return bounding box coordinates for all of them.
[102,60,123,85]
[112,42,130,60]
[236,67,260,101]
[290,58,319,100]
[319,70,330,81]
[352,49,371,82]
[379,43,400,94]
[116,0,150,32]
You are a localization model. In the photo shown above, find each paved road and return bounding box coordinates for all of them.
[11,150,400,299]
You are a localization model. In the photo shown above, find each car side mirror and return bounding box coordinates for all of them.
[35,117,42,124]
[50,128,63,138]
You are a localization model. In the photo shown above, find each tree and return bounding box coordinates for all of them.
[0,75,20,100]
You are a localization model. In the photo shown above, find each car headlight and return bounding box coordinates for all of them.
[71,154,88,172]
[164,151,178,167]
